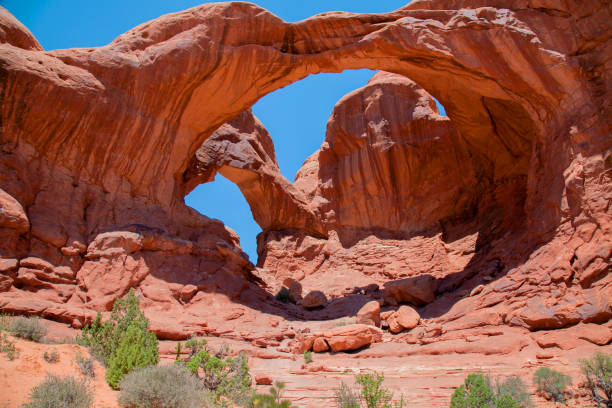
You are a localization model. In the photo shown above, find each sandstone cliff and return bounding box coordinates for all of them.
[0,0,610,348]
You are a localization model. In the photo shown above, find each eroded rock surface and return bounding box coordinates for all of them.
[0,0,610,391]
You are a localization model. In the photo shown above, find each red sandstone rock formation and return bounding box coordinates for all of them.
[0,0,610,358]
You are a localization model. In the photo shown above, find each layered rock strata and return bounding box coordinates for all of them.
[0,0,610,350]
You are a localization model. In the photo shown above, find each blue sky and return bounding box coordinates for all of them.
[2,1,446,263]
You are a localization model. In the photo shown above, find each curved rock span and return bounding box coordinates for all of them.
[0,0,610,362]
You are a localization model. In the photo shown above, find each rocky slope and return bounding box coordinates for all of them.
[0,0,611,406]
[2,319,611,408]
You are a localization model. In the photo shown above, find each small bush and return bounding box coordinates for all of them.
[275,287,295,304]
[335,381,360,408]
[451,373,529,408]
[118,365,206,408]
[451,374,495,408]
[43,350,60,363]
[0,332,17,360]
[11,316,47,342]
[249,381,294,407]
[356,373,393,408]
[304,350,312,364]
[0,313,12,331]
[175,338,252,405]
[105,324,159,389]
[75,353,95,378]
[580,351,612,408]
[495,376,533,408]
[77,290,159,389]
[533,367,571,403]
[22,374,92,408]
[335,372,404,408]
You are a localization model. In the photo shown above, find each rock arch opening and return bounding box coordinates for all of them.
[185,173,260,262]
[181,65,536,307]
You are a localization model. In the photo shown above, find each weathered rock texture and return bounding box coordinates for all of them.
[0,0,610,360]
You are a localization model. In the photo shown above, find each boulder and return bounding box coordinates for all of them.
[180,284,198,302]
[385,305,420,334]
[0,188,29,233]
[313,337,330,352]
[356,300,381,327]
[0,275,13,292]
[383,275,439,306]
[282,278,303,301]
[0,259,18,273]
[324,324,383,353]
[302,291,327,309]
[395,305,420,330]
[86,231,144,259]
[255,375,273,385]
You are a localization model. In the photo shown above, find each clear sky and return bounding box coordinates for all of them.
[2,1,445,263]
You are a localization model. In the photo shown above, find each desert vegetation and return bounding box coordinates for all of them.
[580,352,612,408]
[335,372,405,408]
[118,364,206,408]
[77,290,159,389]
[75,353,95,378]
[22,375,93,408]
[249,382,295,408]
[43,349,60,363]
[10,316,47,342]
[5,293,610,408]
[0,331,16,360]
[174,338,252,405]
[450,373,533,408]
[532,367,571,403]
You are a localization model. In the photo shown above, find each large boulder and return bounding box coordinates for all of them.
[302,291,327,309]
[0,188,29,233]
[384,276,439,306]
[356,301,381,327]
[386,305,420,334]
[303,324,383,353]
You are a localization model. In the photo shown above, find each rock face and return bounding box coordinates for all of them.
[301,324,384,353]
[0,0,610,357]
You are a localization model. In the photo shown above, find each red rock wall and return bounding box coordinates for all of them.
[0,0,610,340]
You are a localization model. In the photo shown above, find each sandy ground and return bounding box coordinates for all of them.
[1,319,609,408]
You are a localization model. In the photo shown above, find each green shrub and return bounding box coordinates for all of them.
[43,350,60,363]
[356,373,393,408]
[22,374,92,408]
[249,382,294,407]
[451,374,495,408]
[335,381,360,408]
[275,287,295,304]
[304,350,312,364]
[77,290,159,389]
[11,316,47,342]
[75,353,95,378]
[0,332,17,360]
[533,367,571,403]
[0,313,12,331]
[175,338,251,405]
[118,364,206,408]
[494,376,533,408]
[105,324,160,389]
[451,373,530,408]
[335,373,404,408]
[580,351,612,408]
